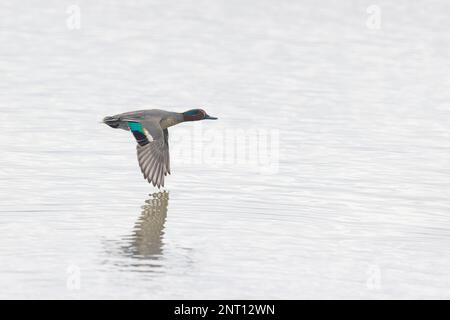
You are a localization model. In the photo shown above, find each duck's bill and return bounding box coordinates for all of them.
[205,114,218,120]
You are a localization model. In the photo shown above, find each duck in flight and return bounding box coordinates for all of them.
[103,108,218,188]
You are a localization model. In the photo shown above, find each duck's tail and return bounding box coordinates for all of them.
[103,116,121,128]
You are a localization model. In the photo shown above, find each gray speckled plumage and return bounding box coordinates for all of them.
[103,108,217,188]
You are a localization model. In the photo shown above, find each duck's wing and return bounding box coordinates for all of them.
[163,128,170,175]
[127,120,170,188]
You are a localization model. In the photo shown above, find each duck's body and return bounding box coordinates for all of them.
[103,108,217,188]
[106,109,184,130]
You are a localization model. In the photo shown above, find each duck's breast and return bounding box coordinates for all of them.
[160,112,183,129]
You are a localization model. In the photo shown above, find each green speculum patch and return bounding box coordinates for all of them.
[128,121,149,146]
[128,121,144,133]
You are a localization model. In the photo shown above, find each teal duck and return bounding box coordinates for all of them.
[103,109,217,188]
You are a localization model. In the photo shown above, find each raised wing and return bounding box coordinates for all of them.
[127,121,170,188]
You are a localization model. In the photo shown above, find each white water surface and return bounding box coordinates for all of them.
[0,0,449,299]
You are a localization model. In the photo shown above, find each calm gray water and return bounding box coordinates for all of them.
[1,0,450,299]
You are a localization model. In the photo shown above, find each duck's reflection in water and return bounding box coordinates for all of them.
[105,191,193,273]
[112,191,169,269]
[129,191,168,259]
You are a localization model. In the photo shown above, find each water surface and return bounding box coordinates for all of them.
[0,0,449,299]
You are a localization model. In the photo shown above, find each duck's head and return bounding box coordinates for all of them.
[182,109,218,122]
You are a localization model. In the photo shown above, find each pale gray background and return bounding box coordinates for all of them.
[0,0,449,299]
